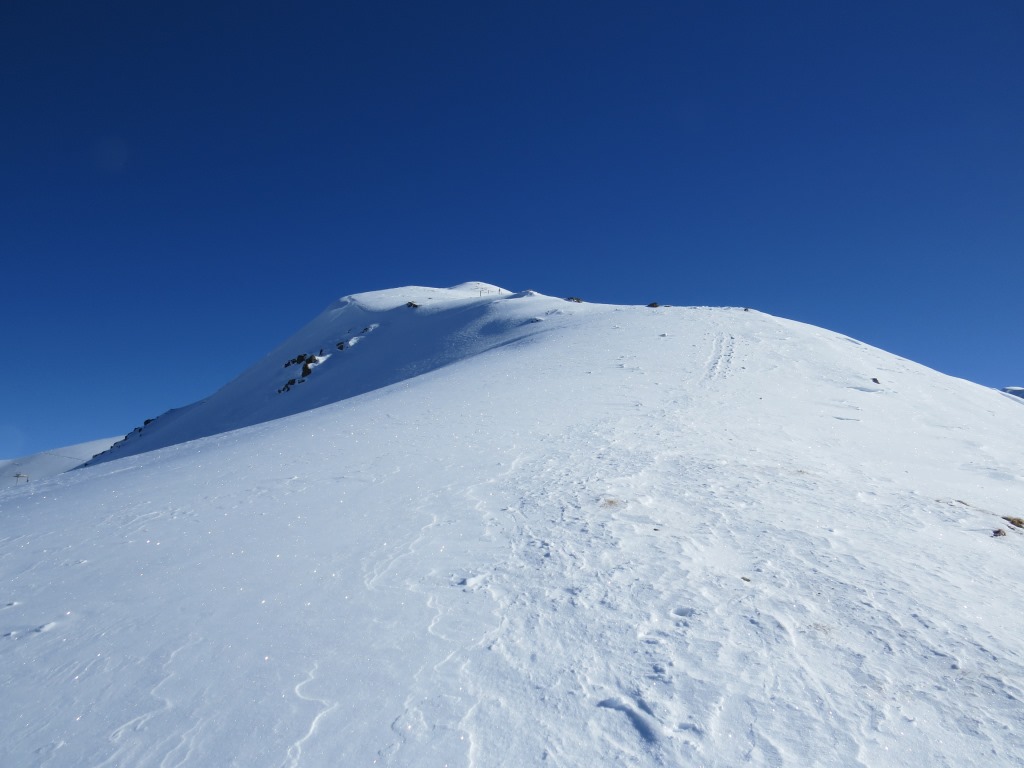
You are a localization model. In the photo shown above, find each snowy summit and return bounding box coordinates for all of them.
[3,284,1024,767]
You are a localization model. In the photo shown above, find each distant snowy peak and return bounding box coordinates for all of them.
[86,283,563,465]
[1,436,119,487]
[334,282,511,312]
[448,281,508,295]
[1003,386,1024,399]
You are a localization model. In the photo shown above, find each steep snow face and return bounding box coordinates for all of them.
[3,287,1024,767]
[87,283,540,465]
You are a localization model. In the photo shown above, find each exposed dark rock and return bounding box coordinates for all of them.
[565,297,583,303]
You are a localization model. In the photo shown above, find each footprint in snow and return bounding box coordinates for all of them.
[676,721,705,736]
[649,662,673,684]
[453,574,487,591]
[597,697,661,744]
[3,621,56,639]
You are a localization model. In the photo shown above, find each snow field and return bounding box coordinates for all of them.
[2,288,1023,766]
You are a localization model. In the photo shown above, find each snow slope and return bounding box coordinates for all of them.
[0,436,118,488]
[3,285,1024,767]
[86,281,522,465]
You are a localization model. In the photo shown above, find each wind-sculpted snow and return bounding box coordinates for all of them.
[2,287,1024,766]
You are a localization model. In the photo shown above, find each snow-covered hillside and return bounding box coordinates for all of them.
[3,284,1023,767]
[0,436,118,488]
[86,282,532,465]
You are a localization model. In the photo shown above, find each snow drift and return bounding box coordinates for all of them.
[2,284,1023,767]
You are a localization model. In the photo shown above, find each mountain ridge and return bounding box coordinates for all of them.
[86,282,904,467]
[86,282,550,465]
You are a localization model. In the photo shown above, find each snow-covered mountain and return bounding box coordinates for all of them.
[3,284,1024,767]
[0,436,118,488]
[86,282,537,465]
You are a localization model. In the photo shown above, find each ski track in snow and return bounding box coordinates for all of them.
[704,331,737,383]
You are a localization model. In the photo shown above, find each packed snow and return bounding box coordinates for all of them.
[2,284,1023,767]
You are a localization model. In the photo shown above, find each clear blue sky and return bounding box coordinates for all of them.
[2,1,1022,458]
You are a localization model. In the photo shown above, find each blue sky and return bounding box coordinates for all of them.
[2,1,1022,458]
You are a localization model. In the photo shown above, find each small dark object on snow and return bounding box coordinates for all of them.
[1003,516,1024,528]
[565,296,583,303]
[406,301,419,308]
[872,378,880,384]
[301,361,314,378]
[741,576,752,582]
[993,529,1007,537]
[743,308,750,312]
[647,302,660,308]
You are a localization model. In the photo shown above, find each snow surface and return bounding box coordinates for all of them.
[3,285,1024,767]
[86,282,520,466]
[0,436,118,488]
